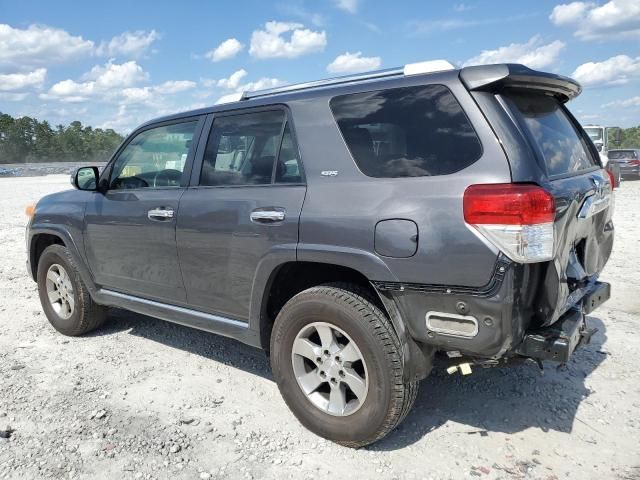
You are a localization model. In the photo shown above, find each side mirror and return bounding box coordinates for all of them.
[71,166,99,191]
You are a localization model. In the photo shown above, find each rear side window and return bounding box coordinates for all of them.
[609,150,637,160]
[506,92,598,176]
[200,110,303,186]
[330,84,482,178]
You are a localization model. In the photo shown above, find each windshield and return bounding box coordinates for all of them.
[584,127,604,142]
[506,92,599,176]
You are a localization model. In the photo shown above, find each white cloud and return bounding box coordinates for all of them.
[249,21,326,59]
[333,0,359,13]
[241,77,284,92]
[327,51,381,74]
[603,96,640,108]
[549,1,593,25]
[208,69,283,93]
[550,0,640,40]
[117,80,195,106]
[572,55,640,87]
[43,79,96,103]
[0,92,29,101]
[463,36,565,69]
[42,61,149,102]
[215,69,248,89]
[0,68,46,91]
[206,38,244,62]
[153,80,196,94]
[0,23,93,68]
[120,87,153,104]
[83,61,149,88]
[97,30,160,58]
[214,77,285,104]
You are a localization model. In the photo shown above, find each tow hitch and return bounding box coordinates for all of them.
[516,281,609,363]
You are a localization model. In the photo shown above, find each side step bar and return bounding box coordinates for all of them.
[95,289,260,347]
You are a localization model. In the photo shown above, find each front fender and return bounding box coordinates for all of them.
[28,225,98,297]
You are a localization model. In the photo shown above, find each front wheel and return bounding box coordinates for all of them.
[270,284,418,448]
[37,244,107,336]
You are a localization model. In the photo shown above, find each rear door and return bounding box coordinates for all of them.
[503,92,614,324]
[176,108,306,320]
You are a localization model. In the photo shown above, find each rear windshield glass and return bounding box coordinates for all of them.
[609,150,637,159]
[330,85,482,178]
[507,92,598,176]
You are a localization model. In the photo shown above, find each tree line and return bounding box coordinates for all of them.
[0,112,124,164]
[609,126,640,149]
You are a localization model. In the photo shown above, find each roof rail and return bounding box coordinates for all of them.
[240,59,454,101]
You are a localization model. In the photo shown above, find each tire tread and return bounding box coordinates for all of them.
[275,282,418,448]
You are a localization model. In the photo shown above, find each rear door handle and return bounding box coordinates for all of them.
[250,208,286,224]
[148,207,174,221]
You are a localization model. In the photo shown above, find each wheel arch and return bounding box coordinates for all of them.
[28,226,98,297]
[253,259,434,382]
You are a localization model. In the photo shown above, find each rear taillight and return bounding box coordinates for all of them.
[629,160,640,166]
[606,169,616,190]
[464,184,555,263]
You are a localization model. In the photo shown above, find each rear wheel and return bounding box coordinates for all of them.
[37,244,107,336]
[270,283,418,448]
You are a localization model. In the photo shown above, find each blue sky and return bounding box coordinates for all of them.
[1,0,639,132]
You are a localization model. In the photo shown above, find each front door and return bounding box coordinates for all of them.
[177,109,306,320]
[84,118,203,303]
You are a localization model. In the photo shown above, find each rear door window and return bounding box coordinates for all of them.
[330,84,482,178]
[506,92,599,176]
[200,110,303,186]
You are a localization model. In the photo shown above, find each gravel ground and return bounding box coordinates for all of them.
[1,174,639,480]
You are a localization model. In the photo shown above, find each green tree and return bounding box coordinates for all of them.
[0,112,124,164]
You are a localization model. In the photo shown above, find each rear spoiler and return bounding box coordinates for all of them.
[459,64,582,103]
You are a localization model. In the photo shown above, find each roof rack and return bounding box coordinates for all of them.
[230,59,455,103]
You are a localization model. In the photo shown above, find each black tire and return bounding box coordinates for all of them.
[270,283,418,448]
[37,244,107,336]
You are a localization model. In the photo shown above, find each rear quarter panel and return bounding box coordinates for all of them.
[290,73,511,287]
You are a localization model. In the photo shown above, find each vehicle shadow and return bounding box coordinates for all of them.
[90,310,607,451]
[88,307,273,381]
[371,315,608,451]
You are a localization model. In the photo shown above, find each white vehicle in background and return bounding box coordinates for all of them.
[583,124,622,186]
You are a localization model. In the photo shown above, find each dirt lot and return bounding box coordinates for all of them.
[1,175,639,480]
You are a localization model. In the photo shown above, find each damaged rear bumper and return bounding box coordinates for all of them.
[515,281,610,363]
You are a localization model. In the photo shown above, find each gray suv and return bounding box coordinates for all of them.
[26,61,614,447]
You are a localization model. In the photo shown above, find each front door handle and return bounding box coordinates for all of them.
[148,207,174,221]
[250,208,286,224]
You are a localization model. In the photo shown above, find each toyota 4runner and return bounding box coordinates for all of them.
[26,61,614,447]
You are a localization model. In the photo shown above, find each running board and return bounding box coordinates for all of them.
[96,289,260,347]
